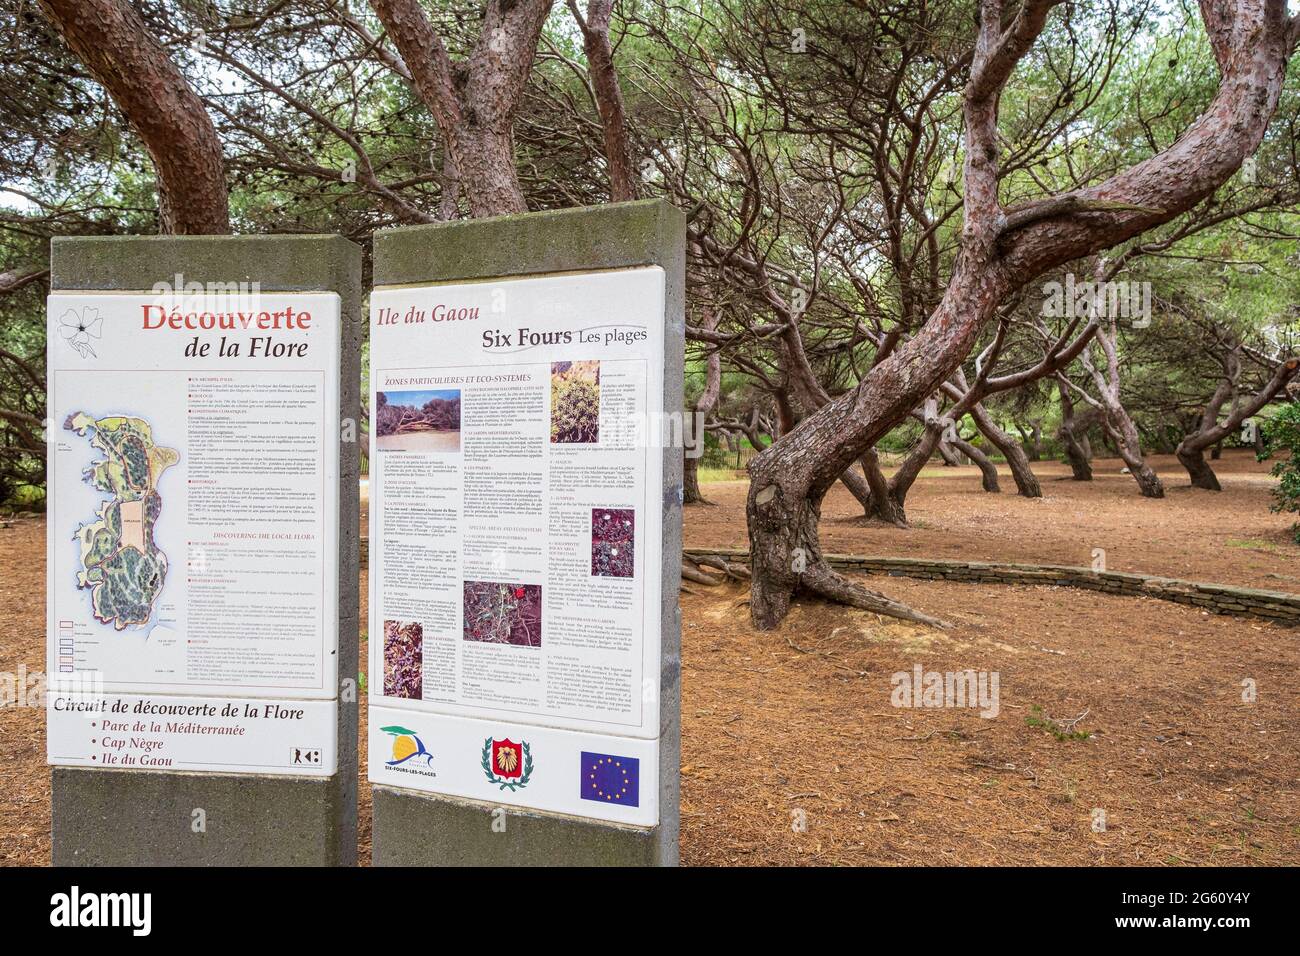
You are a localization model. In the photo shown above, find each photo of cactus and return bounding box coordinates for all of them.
[550,360,599,444]
[591,507,634,578]
[462,580,542,648]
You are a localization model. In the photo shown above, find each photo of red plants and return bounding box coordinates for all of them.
[383,619,423,699]
[462,581,542,647]
[591,507,635,578]
[550,360,600,444]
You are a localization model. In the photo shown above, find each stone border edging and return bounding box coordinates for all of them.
[684,548,1300,625]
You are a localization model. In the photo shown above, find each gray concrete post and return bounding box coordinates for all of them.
[49,234,361,866]
[370,199,684,866]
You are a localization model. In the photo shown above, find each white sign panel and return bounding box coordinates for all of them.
[368,267,665,825]
[46,290,340,774]
[49,692,336,776]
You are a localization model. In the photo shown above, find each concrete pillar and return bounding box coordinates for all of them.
[48,235,360,866]
[369,200,684,866]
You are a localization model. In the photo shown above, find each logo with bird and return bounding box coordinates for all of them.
[382,725,433,767]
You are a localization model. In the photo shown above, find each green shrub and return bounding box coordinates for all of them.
[551,377,600,443]
[1263,403,1300,543]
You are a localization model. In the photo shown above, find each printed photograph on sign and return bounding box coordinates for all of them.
[383,619,423,699]
[550,360,600,444]
[591,507,635,578]
[375,388,461,452]
[462,580,542,647]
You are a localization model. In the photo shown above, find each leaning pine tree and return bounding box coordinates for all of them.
[745,0,1300,629]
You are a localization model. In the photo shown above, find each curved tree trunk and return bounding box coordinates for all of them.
[951,438,1001,492]
[865,400,949,525]
[1078,315,1164,497]
[969,402,1041,497]
[1057,382,1095,480]
[1062,436,1093,481]
[859,449,909,525]
[38,0,230,234]
[371,0,553,218]
[568,0,638,201]
[1176,444,1223,490]
[837,463,879,513]
[1107,415,1165,498]
[1174,355,1298,490]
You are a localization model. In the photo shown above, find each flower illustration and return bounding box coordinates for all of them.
[58,307,103,358]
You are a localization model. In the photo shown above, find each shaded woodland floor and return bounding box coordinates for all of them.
[3,449,1297,865]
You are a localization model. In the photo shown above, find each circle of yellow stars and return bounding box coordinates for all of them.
[589,755,631,801]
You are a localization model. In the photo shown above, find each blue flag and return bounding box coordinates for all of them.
[580,751,640,807]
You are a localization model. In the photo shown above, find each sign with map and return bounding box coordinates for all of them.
[46,290,341,775]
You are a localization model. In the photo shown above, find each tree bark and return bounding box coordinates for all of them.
[1078,317,1164,497]
[859,449,909,525]
[371,0,553,218]
[1057,379,1094,480]
[38,0,230,234]
[683,455,704,503]
[969,402,1041,497]
[568,0,638,201]
[1108,413,1165,497]
[952,438,1001,492]
[684,306,721,505]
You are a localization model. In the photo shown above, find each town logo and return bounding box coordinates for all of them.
[382,725,433,767]
[482,736,532,790]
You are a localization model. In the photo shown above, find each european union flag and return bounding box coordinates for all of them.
[580,751,640,807]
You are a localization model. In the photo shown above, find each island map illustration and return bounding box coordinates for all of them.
[64,411,178,630]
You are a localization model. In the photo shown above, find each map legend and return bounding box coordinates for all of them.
[57,621,74,673]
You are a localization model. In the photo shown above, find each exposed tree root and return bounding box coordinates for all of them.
[800,562,949,628]
[682,563,723,586]
[681,552,750,586]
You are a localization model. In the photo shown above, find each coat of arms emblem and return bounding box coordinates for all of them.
[482,737,532,790]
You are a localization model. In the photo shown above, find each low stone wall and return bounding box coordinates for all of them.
[684,548,1300,625]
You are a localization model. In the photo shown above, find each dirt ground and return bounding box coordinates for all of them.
[4,449,1298,865]
[688,450,1300,591]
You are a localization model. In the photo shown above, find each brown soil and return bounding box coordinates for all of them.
[680,578,1298,865]
[688,450,1299,591]
[5,449,1297,866]
[0,516,47,866]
